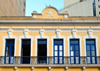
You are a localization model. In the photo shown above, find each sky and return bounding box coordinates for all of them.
[26,0,64,16]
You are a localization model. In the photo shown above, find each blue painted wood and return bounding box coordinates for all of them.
[86,39,96,64]
[5,39,14,64]
[54,39,64,64]
[70,39,80,64]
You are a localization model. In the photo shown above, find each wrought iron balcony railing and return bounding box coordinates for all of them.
[0,56,99,64]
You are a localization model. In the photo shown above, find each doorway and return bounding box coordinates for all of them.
[38,39,47,64]
[5,39,15,64]
[70,39,80,64]
[21,39,31,64]
[54,39,64,64]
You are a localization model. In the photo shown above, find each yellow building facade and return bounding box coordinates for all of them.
[0,6,100,71]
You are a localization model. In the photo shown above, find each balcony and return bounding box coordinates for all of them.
[0,56,99,65]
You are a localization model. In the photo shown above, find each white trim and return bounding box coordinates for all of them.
[83,35,98,56]
[0,27,10,29]
[33,15,36,18]
[93,30,100,32]
[43,27,58,29]
[19,35,33,56]
[11,27,26,29]
[0,30,8,32]
[13,30,24,32]
[77,30,87,32]
[1,29,100,33]
[51,35,66,56]
[61,30,71,32]
[91,27,100,29]
[27,27,42,29]
[59,27,73,29]
[35,35,49,56]
[2,35,17,56]
[67,35,82,56]
[45,30,55,32]
[29,30,40,32]
[75,27,89,29]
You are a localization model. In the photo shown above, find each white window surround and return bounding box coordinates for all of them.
[83,35,98,56]
[0,27,10,29]
[59,27,73,29]
[35,35,49,56]
[67,35,82,56]
[19,35,33,56]
[11,27,26,30]
[2,35,17,56]
[27,27,42,29]
[75,27,89,29]
[43,27,58,29]
[91,27,100,29]
[51,35,66,56]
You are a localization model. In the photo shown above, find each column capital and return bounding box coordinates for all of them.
[8,29,13,38]
[24,29,29,38]
[31,67,34,71]
[88,29,93,38]
[83,67,85,71]
[72,29,77,38]
[65,67,68,71]
[14,67,17,71]
[40,29,45,38]
[56,29,61,38]
[48,67,51,71]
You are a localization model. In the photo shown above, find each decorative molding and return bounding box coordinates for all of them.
[19,35,33,57]
[91,27,100,29]
[14,67,17,71]
[40,29,45,38]
[31,67,34,71]
[0,30,8,32]
[61,30,71,32]
[13,30,24,32]
[88,29,93,38]
[2,34,17,56]
[27,27,42,29]
[48,67,51,71]
[24,29,29,38]
[83,35,98,56]
[0,27,10,29]
[33,15,36,18]
[65,67,68,71]
[0,64,100,67]
[77,30,87,32]
[35,35,49,56]
[11,27,26,29]
[8,29,13,38]
[67,35,82,57]
[59,27,73,29]
[64,15,68,19]
[1,29,100,33]
[83,67,85,71]
[75,27,89,29]
[93,30,100,32]
[45,30,55,32]
[51,35,66,56]
[43,27,58,29]
[29,30,40,32]
[72,29,77,38]
[56,29,61,38]
[47,10,53,17]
